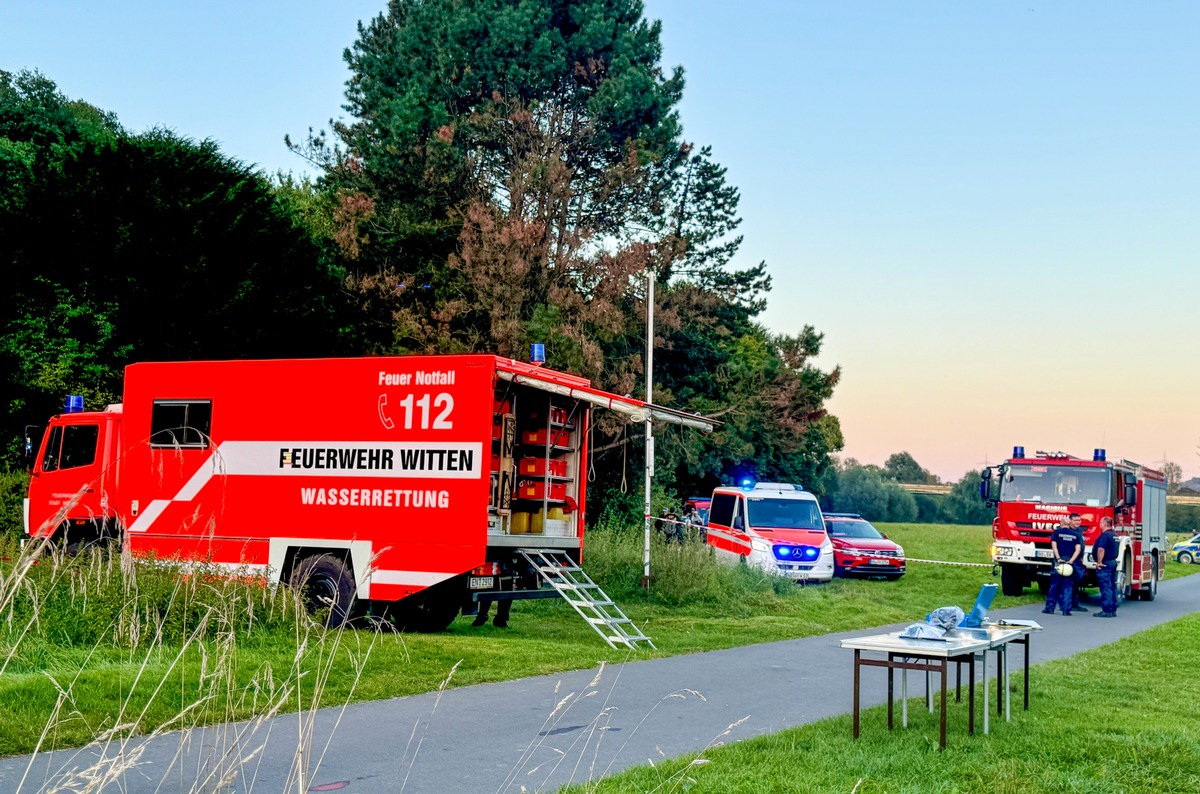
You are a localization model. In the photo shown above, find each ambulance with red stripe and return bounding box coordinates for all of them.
[704,482,834,582]
[24,355,710,630]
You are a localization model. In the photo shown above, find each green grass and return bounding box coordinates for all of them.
[0,524,1194,758]
[560,611,1200,793]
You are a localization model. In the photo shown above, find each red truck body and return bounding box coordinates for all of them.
[982,449,1167,600]
[25,355,699,629]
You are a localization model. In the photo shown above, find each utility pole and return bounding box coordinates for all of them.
[642,266,655,590]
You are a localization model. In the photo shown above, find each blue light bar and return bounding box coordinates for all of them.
[1013,446,1025,459]
[65,395,84,414]
[1093,448,1106,462]
[530,343,546,364]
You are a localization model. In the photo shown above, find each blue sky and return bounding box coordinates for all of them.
[5,1,1198,479]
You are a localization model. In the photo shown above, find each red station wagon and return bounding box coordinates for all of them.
[823,513,906,580]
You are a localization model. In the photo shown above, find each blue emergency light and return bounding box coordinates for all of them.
[1094,449,1106,462]
[65,395,84,414]
[1013,446,1025,459]
[740,478,755,490]
[530,343,546,365]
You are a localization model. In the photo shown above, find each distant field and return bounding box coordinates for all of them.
[0,524,1194,758]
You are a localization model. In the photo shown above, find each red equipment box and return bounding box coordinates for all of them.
[519,457,567,477]
[517,480,568,501]
[522,428,571,447]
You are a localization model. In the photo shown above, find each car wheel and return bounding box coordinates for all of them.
[1180,551,1195,565]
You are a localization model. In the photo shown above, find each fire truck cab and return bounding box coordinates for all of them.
[981,447,1167,600]
[704,482,834,582]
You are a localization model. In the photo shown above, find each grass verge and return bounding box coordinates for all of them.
[559,611,1200,793]
[0,524,1194,759]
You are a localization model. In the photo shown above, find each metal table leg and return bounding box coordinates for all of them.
[939,657,948,750]
[902,662,909,728]
[968,653,976,735]
[956,661,962,703]
[853,649,861,739]
[1023,635,1031,710]
[887,652,895,730]
[926,669,933,713]
[1004,645,1011,723]
[982,649,990,735]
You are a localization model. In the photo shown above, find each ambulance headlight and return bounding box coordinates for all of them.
[751,538,769,553]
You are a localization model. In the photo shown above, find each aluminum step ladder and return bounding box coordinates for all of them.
[518,548,655,650]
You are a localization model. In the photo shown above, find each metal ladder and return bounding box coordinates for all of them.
[518,548,655,650]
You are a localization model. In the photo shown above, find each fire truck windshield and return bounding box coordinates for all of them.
[746,498,824,529]
[999,465,1112,506]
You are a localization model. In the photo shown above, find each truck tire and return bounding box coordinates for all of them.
[1116,554,1132,605]
[290,554,356,629]
[999,564,1025,597]
[1140,556,1159,602]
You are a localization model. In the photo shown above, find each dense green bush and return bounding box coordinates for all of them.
[1167,504,1200,536]
[0,467,28,535]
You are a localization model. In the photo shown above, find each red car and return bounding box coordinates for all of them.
[823,513,906,580]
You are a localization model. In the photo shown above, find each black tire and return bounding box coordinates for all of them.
[1117,555,1132,605]
[1000,564,1025,597]
[1180,551,1194,566]
[290,554,356,629]
[1141,557,1159,602]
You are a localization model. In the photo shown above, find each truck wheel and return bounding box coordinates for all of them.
[1141,556,1159,601]
[1116,555,1132,605]
[290,554,356,629]
[999,564,1025,597]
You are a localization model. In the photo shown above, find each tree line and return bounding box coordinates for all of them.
[823,451,994,525]
[0,0,843,525]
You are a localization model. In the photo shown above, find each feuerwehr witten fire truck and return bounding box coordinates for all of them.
[24,354,712,640]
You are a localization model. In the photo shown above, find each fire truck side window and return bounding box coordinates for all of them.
[709,493,737,527]
[40,425,63,472]
[150,401,213,448]
[60,425,100,469]
[42,424,100,472]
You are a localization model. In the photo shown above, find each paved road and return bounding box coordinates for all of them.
[5,574,1200,793]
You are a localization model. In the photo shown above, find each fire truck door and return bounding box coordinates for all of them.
[30,419,108,536]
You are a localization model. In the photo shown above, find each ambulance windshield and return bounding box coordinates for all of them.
[746,498,824,530]
[999,465,1111,506]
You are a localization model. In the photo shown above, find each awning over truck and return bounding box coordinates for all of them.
[495,368,715,433]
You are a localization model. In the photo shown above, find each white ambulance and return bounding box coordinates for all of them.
[704,482,834,582]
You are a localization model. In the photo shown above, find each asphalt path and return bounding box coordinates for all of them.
[4,573,1200,793]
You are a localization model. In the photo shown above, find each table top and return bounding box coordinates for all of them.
[840,620,1042,657]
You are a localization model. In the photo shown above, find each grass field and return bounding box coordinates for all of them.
[0,524,1194,760]
[560,611,1200,793]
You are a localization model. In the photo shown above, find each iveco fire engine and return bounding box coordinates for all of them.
[980,447,1167,599]
[24,355,711,631]
[704,482,834,582]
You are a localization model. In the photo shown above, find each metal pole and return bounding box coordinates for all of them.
[642,266,655,590]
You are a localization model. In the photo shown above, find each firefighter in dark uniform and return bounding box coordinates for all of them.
[1067,513,1088,612]
[1092,516,1120,618]
[1043,517,1080,615]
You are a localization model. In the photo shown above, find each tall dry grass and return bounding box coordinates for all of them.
[0,529,380,793]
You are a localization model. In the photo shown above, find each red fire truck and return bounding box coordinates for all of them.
[24,355,710,630]
[980,447,1167,600]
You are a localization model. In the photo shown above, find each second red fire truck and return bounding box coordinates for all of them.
[980,447,1167,600]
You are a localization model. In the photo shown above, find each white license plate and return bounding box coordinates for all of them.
[469,576,495,589]
[1034,549,1054,559]
[870,558,888,565]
